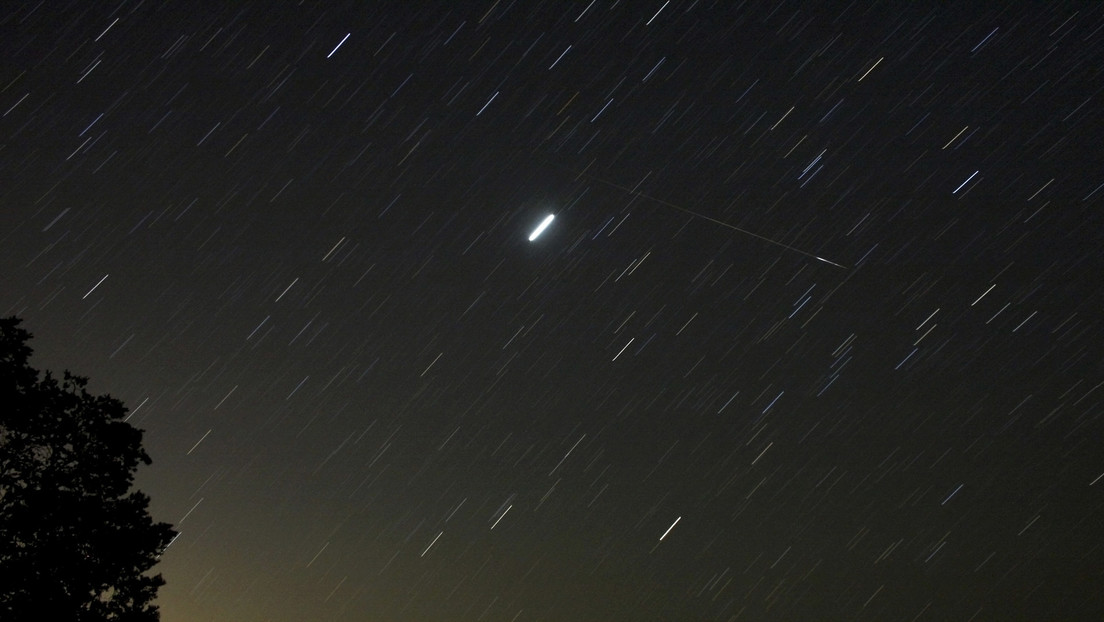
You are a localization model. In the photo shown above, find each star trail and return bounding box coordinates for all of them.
[2,2,1103,621]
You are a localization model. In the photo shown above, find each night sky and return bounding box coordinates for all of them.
[3,2,1104,620]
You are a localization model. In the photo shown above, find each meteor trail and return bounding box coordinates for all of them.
[528,214,555,241]
[550,161,847,269]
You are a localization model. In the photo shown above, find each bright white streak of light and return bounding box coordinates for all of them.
[941,484,963,505]
[751,441,773,465]
[421,352,443,377]
[528,214,555,241]
[186,429,212,455]
[83,274,109,299]
[575,0,596,21]
[476,91,499,116]
[611,338,633,361]
[4,93,29,117]
[275,277,298,302]
[95,18,119,42]
[857,57,883,82]
[179,498,203,523]
[421,531,443,557]
[549,45,572,69]
[123,397,149,422]
[953,170,979,193]
[322,237,346,261]
[491,505,511,529]
[327,33,351,58]
[971,284,995,306]
[659,516,681,540]
[646,1,670,26]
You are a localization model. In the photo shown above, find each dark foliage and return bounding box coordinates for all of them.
[0,317,175,621]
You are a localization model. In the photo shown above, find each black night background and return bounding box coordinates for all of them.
[2,1,1103,620]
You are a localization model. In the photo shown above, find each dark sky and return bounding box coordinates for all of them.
[3,1,1104,620]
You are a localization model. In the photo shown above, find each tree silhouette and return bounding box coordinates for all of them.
[1,317,175,621]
